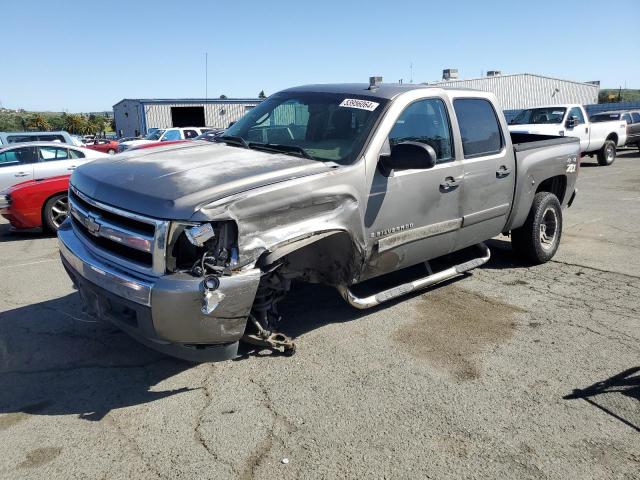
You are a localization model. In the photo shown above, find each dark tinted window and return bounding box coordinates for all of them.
[453,99,503,157]
[69,148,86,159]
[622,114,632,124]
[389,98,453,163]
[0,146,37,165]
[183,129,199,139]
[590,113,621,123]
[632,112,640,123]
[6,135,34,144]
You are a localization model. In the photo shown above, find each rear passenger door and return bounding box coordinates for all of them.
[453,98,516,250]
[34,146,76,180]
[0,146,36,190]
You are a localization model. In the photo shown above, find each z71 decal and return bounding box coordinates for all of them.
[566,155,577,173]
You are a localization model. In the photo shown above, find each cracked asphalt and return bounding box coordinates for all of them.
[1,150,639,479]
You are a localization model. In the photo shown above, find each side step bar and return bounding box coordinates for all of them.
[337,243,491,309]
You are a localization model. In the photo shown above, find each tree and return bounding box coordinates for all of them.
[219,94,228,100]
[64,114,85,134]
[258,90,266,99]
[26,113,51,131]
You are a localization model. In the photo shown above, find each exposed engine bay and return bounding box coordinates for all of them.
[175,221,296,356]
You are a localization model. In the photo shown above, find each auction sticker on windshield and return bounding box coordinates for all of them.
[339,98,380,111]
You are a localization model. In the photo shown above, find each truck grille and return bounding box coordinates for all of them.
[68,185,169,276]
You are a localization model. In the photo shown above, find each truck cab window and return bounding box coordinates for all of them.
[568,107,585,124]
[388,98,453,163]
[453,98,503,158]
[162,129,181,141]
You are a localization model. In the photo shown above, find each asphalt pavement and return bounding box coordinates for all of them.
[1,150,639,479]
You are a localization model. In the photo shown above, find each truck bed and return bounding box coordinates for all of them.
[510,132,579,152]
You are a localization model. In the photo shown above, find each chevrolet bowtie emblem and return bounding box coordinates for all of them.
[85,214,101,235]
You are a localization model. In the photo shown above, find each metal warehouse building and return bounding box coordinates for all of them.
[113,98,261,137]
[430,71,599,111]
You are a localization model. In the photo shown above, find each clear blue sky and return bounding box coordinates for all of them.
[2,0,638,112]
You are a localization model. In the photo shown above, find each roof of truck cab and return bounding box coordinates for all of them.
[281,83,455,100]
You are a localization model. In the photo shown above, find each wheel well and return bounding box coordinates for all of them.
[606,133,618,145]
[258,231,361,286]
[536,175,566,204]
[41,190,68,225]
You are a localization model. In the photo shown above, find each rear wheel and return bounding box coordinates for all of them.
[107,148,116,155]
[43,193,69,232]
[597,140,616,166]
[511,192,562,264]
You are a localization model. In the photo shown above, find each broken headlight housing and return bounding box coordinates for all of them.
[167,221,239,276]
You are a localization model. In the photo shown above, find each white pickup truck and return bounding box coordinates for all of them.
[508,104,627,166]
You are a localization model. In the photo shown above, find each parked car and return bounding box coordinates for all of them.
[590,110,640,150]
[59,81,579,361]
[194,129,225,142]
[0,131,79,146]
[118,127,208,152]
[1,175,70,232]
[0,142,107,191]
[508,104,627,165]
[85,138,119,155]
[128,140,189,151]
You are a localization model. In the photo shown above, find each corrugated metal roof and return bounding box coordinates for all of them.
[430,73,598,87]
[113,98,261,107]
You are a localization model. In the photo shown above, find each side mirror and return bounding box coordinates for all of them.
[380,141,437,175]
[566,117,577,128]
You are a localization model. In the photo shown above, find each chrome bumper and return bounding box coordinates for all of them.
[57,220,261,358]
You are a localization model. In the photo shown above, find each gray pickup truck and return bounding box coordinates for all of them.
[58,79,579,361]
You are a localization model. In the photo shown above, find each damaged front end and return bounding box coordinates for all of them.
[169,220,296,355]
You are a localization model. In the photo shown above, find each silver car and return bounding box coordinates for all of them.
[0,142,108,191]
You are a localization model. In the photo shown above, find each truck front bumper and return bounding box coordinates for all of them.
[57,221,260,362]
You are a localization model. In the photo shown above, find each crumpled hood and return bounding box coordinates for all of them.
[71,141,332,219]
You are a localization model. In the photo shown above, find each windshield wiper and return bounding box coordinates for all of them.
[216,135,249,148]
[248,142,313,159]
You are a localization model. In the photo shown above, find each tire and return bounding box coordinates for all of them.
[107,148,116,155]
[511,192,562,264]
[43,193,69,233]
[597,140,616,166]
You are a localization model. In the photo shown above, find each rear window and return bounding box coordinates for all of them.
[632,112,640,123]
[453,98,503,158]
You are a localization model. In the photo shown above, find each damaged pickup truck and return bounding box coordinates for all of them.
[58,79,579,361]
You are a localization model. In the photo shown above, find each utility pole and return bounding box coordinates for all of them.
[205,52,208,101]
[410,62,413,84]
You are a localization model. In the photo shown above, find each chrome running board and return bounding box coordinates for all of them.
[337,243,490,309]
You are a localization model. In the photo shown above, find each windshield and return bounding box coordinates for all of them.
[223,92,388,164]
[510,107,566,125]
[590,113,620,123]
[145,129,164,140]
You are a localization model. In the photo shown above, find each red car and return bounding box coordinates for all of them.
[85,139,119,155]
[0,175,70,232]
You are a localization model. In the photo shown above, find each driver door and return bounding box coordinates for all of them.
[565,106,589,151]
[362,97,463,280]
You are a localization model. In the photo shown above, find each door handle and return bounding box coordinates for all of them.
[496,166,512,178]
[440,176,459,190]
[14,172,29,177]
[67,166,77,170]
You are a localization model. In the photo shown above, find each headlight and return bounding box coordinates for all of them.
[0,194,11,209]
[167,221,239,274]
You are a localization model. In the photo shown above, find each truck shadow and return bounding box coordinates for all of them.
[563,367,640,432]
[0,293,195,423]
[0,243,521,418]
[0,222,48,244]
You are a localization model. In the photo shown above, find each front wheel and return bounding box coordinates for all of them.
[43,193,69,232]
[597,140,616,166]
[107,148,116,155]
[511,192,562,264]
